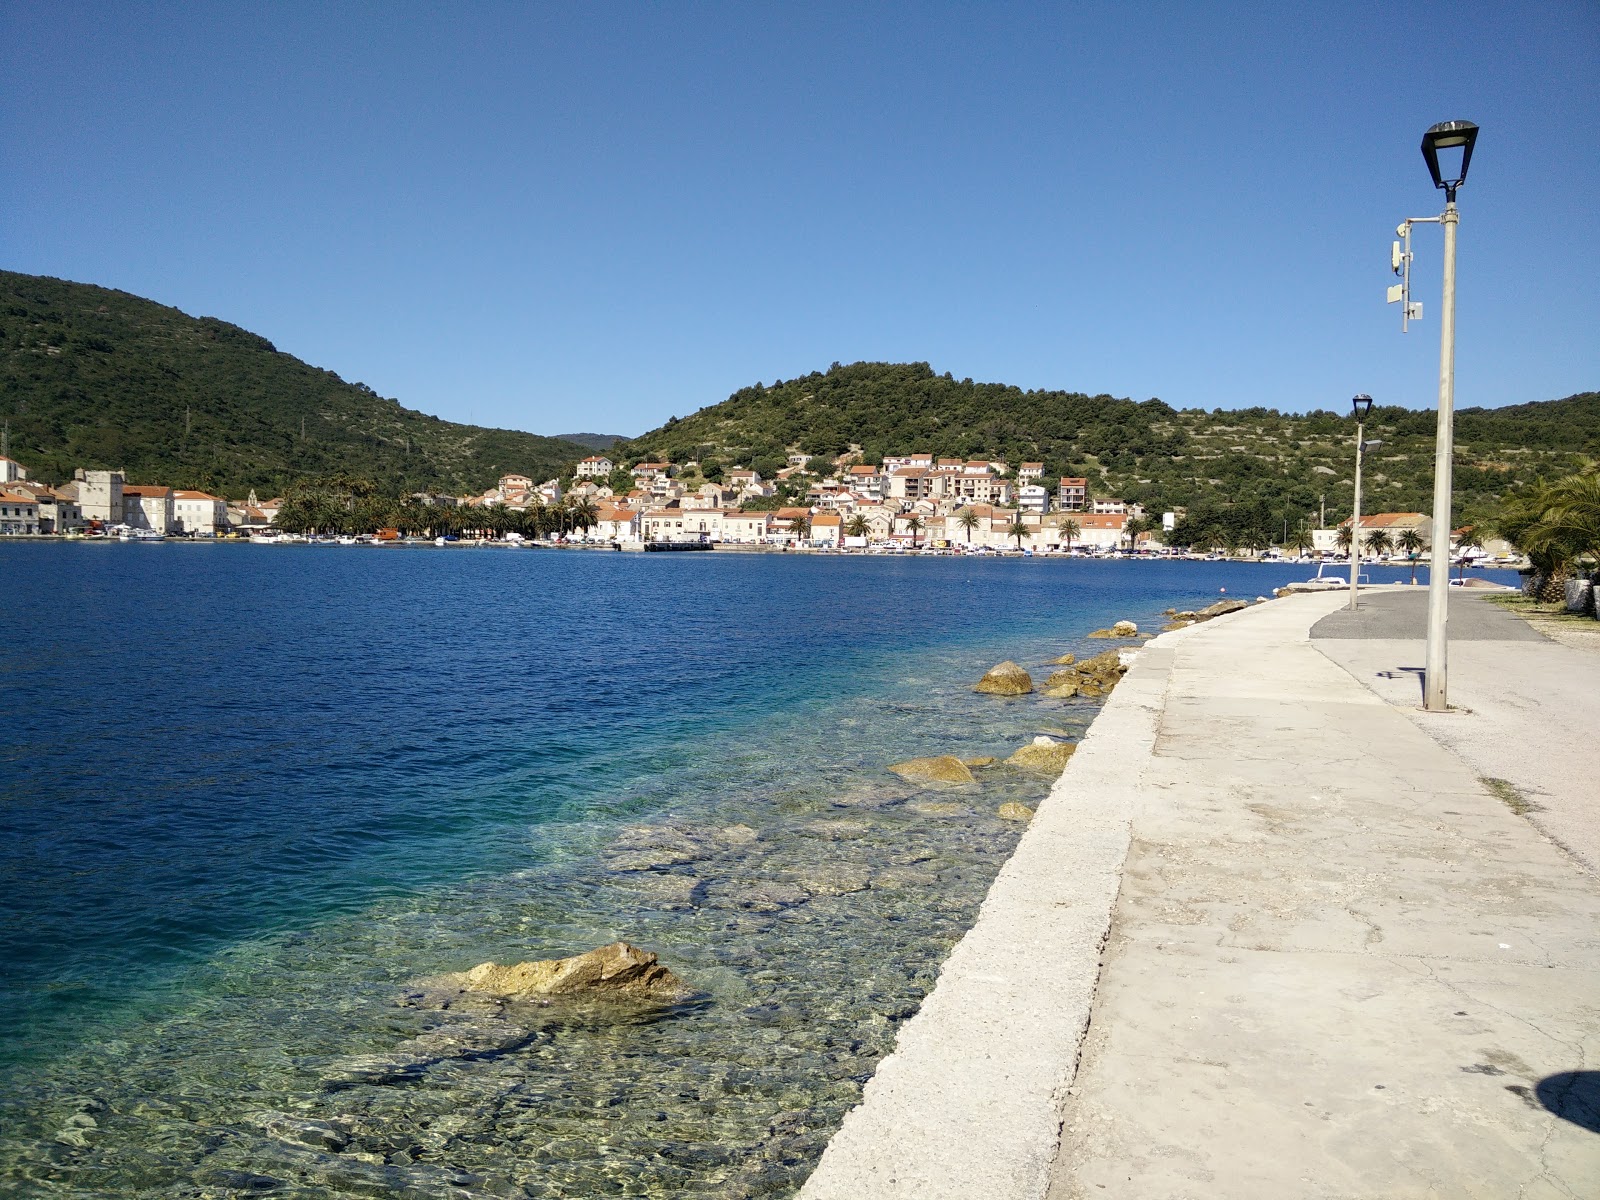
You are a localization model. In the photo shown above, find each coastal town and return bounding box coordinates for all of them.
[0,447,1509,562]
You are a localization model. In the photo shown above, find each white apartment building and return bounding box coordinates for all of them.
[173,490,228,535]
[642,508,771,543]
[1018,462,1044,482]
[575,456,614,479]
[1017,484,1050,514]
[0,456,27,484]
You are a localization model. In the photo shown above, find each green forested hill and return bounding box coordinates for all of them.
[0,271,587,495]
[617,362,1598,528]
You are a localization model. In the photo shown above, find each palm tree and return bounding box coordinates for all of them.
[956,507,980,544]
[1454,524,1485,582]
[1494,466,1600,598]
[1291,522,1316,557]
[1007,518,1030,550]
[1337,524,1354,554]
[1364,528,1393,559]
[571,498,599,538]
[1059,517,1081,552]
[845,513,869,542]
[1395,527,1426,584]
[789,511,811,543]
[906,514,924,548]
[1124,516,1153,554]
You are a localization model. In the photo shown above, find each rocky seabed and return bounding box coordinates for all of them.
[0,636,1130,1199]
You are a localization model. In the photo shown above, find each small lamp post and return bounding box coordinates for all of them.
[1420,120,1478,711]
[1348,394,1375,610]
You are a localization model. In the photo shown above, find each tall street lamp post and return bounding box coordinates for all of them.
[1348,394,1374,610]
[1400,120,1478,711]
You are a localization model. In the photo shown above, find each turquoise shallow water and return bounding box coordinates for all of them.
[0,545,1520,1196]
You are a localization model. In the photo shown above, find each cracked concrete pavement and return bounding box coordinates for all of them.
[802,588,1599,1200]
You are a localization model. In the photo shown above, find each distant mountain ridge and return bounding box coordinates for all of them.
[554,432,629,451]
[0,271,589,496]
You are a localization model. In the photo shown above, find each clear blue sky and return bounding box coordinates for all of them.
[4,1,1596,436]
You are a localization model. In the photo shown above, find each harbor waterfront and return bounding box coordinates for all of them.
[0,546,1520,1197]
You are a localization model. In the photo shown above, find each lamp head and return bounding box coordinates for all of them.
[1421,120,1478,203]
[1351,394,1374,421]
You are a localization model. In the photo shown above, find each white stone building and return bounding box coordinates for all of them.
[173,490,228,535]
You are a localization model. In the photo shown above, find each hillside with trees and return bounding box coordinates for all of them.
[0,271,588,496]
[616,361,1598,540]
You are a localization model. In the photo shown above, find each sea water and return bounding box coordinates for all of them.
[0,545,1516,1197]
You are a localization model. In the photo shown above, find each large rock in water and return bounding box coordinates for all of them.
[1007,736,1077,774]
[888,755,976,784]
[446,942,689,1002]
[974,661,1034,695]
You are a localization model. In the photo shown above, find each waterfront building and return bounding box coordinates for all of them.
[122,485,175,534]
[173,490,228,535]
[809,512,842,546]
[1073,512,1130,550]
[0,488,40,534]
[71,469,125,524]
[593,502,640,542]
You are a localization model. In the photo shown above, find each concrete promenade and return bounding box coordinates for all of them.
[801,588,1599,1200]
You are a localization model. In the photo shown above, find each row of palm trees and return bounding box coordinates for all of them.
[273,493,602,539]
[817,509,1091,551]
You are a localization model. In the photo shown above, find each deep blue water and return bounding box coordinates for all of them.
[0,544,1521,1197]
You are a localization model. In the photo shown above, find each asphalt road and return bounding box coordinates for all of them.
[1308,585,1542,641]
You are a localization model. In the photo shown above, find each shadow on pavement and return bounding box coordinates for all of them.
[1535,1071,1600,1134]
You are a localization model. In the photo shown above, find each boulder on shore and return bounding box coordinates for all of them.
[888,755,976,784]
[446,942,689,1003]
[1051,652,1077,666]
[1006,736,1077,774]
[1088,619,1140,639]
[997,802,1035,822]
[974,661,1034,695]
[1195,598,1250,620]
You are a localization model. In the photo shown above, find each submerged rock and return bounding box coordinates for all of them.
[997,802,1035,822]
[887,755,976,784]
[1051,652,1077,666]
[446,942,690,1002]
[962,756,997,768]
[1006,737,1077,775]
[973,661,1034,695]
[906,800,967,817]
